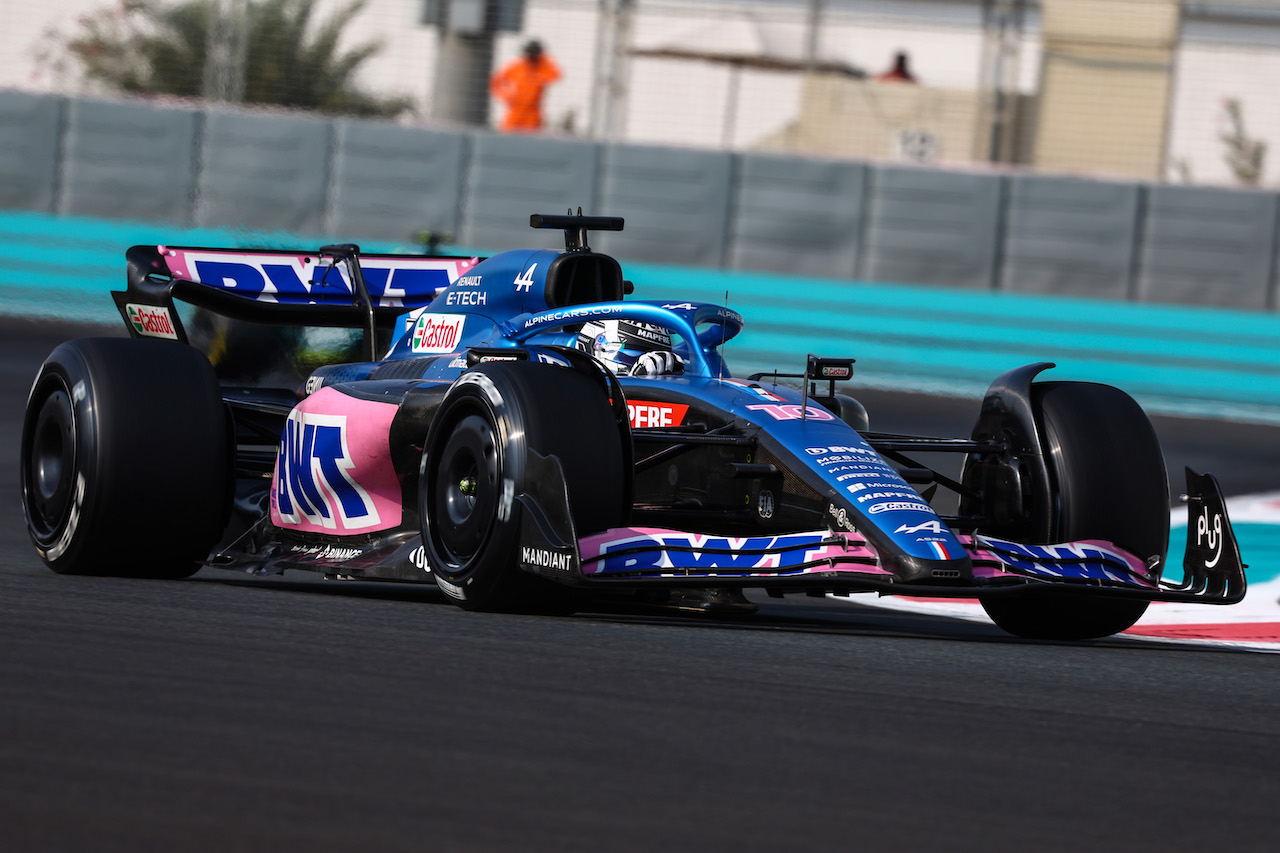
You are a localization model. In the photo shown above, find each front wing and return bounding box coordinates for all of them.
[558,470,1247,605]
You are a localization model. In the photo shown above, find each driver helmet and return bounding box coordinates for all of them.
[579,318,672,374]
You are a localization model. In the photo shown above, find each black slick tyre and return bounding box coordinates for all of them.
[21,338,231,578]
[980,381,1169,640]
[420,361,627,612]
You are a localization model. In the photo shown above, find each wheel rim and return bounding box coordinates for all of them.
[433,411,500,568]
[24,382,77,544]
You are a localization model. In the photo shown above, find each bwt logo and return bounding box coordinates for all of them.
[596,533,827,574]
[806,445,875,456]
[275,411,380,530]
[192,258,450,301]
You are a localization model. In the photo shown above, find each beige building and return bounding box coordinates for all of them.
[756,1,1186,182]
[754,75,993,167]
[1033,0,1179,180]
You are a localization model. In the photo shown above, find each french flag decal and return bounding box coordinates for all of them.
[929,541,952,560]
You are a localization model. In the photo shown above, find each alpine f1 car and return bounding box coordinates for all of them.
[21,213,1247,640]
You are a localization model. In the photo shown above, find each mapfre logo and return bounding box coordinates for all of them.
[627,400,689,429]
[411,314,465,353]
[126,304,177,340]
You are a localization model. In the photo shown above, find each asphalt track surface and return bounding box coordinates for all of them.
[2,319,1278,852]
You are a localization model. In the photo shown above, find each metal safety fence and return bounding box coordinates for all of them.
[4,1,1280,189]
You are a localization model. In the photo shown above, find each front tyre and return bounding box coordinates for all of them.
[980,381,1169,640]
[21,338,231,578]
[421,361,627,612]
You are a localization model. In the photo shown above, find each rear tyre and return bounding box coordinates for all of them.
[979,381,1169,640]
[21,338,231,578]
[421,361,627,612]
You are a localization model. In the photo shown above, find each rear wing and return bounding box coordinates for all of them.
[112,243,481,359]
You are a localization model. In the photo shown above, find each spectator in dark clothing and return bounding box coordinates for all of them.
[877,51,918,83]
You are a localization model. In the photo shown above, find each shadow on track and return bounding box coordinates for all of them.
[188,570,1249,655]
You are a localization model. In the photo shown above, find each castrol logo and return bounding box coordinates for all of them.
[411,314,466,353]
[126,304,178,340]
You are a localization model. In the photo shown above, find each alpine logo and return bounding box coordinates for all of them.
[126,304,178,340]
[411,314,465,353]
[274,410,380,530]
[514,263,537,292]
[895,520,947,535]
[626,400,689,428]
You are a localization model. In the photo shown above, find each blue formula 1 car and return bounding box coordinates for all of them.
[21,213,1247,640]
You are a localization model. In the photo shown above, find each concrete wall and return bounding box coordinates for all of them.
[5,91,1280,310]
[728,155,866,279]
[861,166,1002,289]
[1001,175,1142,300]
[0,91,61,213]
